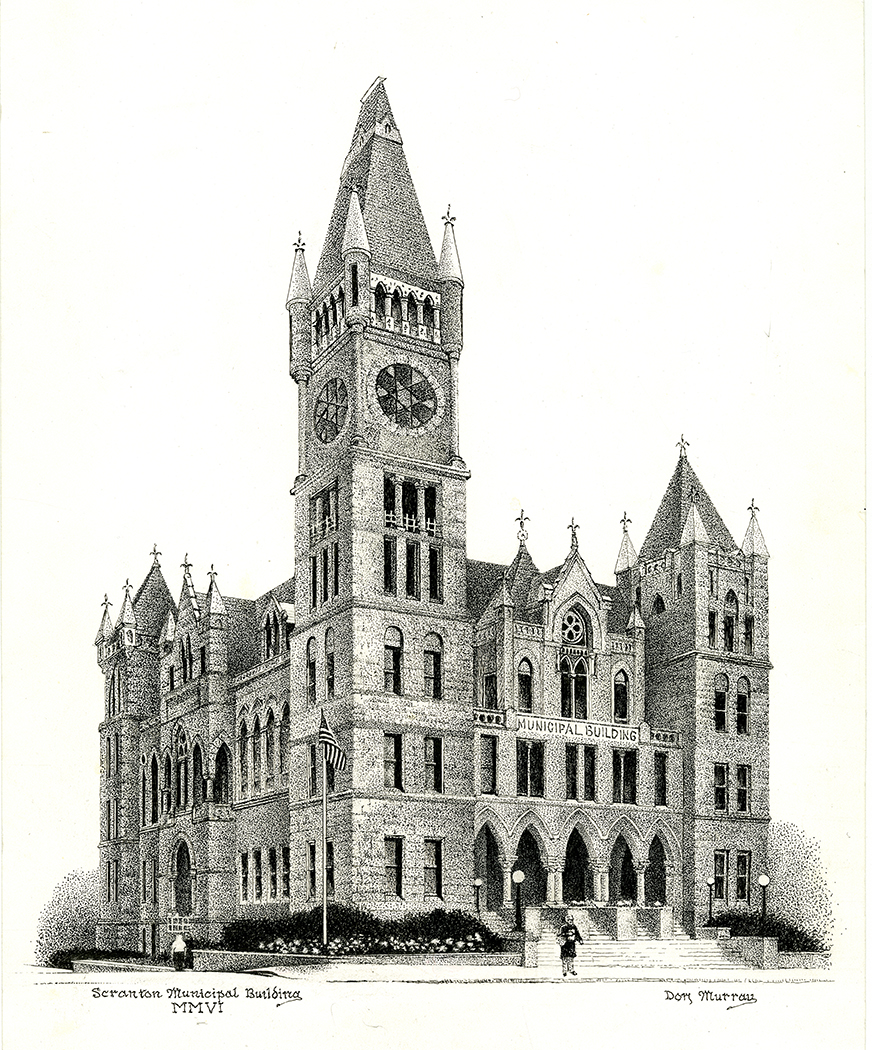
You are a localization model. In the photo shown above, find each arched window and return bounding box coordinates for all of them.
[174,842,193,917]
[374,283,387,319]
[252,716,261,794]
[141,766,147,826]
[279,704,290,775]
[676,574,682,598]
[390,289,402,322]
[306,638,317,705]
[723,591,738,652]
[613,670,629,723]
[325,629,335,702]
[330,295,337,328]
[176,732,189,809]
[384,627,403,695]
[192,743,205,806]
[322,303,330,334]
[652,594,666,615]
[315,313,323,341]
[239,721,248,797]
[561,608,586,646]
[407,293,418,328]
[517,658,533,713]
[265,710,275,784]
[561,657,588,719]
[714,673,729,732]
[214,743,231,804]
[422,296,435,327]
[337,287,345,318]
[106,735,112,778]
[151,754,159,823]
[736,677,750,735]
[424,632,443,700]
[635,585,641,607]
[163,754,172,812]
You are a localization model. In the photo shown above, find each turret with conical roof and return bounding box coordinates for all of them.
[287,233,312,379]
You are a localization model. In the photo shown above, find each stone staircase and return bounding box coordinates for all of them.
[536,930,748,970]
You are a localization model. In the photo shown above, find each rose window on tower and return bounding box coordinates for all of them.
[375,364,436,429]
[561,608,586,646]
[313,378,348,443]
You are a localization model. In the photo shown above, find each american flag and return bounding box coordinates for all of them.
[319,710,347,771]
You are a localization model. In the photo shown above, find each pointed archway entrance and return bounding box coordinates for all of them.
[563,829,593,903]
[645,836,668,905]
[513,829,547,904]
[474,825,505,910]
[608,835,637,903]
[175,842,193,916]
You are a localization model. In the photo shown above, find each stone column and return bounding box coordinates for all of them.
[503,867,515,910]
[448,351,461,462]
[546,869,556,904]
[592,864,608,903]
[349,320,366,444]
[635,863,648,906]
[553,869,564,905]
[295,367,311,480]
[205,776,214,802]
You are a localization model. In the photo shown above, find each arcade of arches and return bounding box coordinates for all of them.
[473,824,674,909]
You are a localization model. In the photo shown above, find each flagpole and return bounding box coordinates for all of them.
[321,730,328,949]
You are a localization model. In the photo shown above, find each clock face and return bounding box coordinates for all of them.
[375,363,437,429]
[313,378,348,443]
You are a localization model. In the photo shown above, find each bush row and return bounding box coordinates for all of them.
[706,912,827,952]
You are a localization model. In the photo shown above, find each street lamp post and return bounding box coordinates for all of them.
[757,874,770,938]
[512,870,526,931]
[706,876,715,924]
[474,877,483,914]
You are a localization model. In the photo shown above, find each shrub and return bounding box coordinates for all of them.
[705,911,827,952]
[35,870,99,965]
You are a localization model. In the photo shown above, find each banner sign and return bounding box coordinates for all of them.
[516,715,639,744]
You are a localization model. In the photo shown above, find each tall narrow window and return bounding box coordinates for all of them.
[714,850,727,900]
[384,733,402,789]
[561,658,587,719]
[251,717,261,795]
[714,764,728,811]
[428,546,442,601]
[483,673,498,709]
[265,712,275,787]
[654,751,667,806]
[390,289,402,322]
[310,555,318,609]
[736,852,751,902]
[141,859,147,903]
[307,843,316,898]
[325,629,335,702]
[350,264,359,306]
[743,617,754,655]
[517,659,533,712]
[424,839,442,898]
[176,733,189,809]
[407,293,418,328]
[269,848,277,899]
[321,548,329,604]
[736,765,750,812]
[424,736,443,792]
[168,665,175,692]
[401,481,419,531]
[708,611,717,648]
[516,740,544,797]
[151,755,158,824]
[422,297,435,327]
[724,591,738,652]
[106,735,112,779]
[714,673,728,732]
[200,646,207,675]
[279,706,290,776]
[384,537,397,594]
[152,857,158,904]
[385,837,403,896]
[239,721,248,797]
[583,745,597,801]
[384,628,403,694]
[254,850,263,900]
[309,743,318,798]
[613,670,629,723]
[424,634,443,699]
[282,846,290,897]
[215,744,231,803]
[142,769,147,826]
[424,486,437,534]
[612,750,637,804]
[405,541,420,598]
[332,542,339,597]
[306,638,317,705]
[192,744,204,806]
[736,679,749,735]
[241,853,249,901]
[374,283,386,319]
[384,475,397,527]
[566,744,579,800]
[480,735,497,794]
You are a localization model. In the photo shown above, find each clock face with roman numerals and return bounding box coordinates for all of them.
[313,378,348,443]
[375,363,436,429]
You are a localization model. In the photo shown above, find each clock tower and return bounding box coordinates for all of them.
[284,77,475,915]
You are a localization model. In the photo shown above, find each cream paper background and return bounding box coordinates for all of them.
[1,1,864,1046]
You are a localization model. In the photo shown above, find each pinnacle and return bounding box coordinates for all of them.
[438,209,463,284]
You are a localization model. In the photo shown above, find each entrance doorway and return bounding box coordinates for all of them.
[175,842,193,916]
[513,829,547,904]
[645,836,668,905]
[563,829,593,903]
[474,825,505,910]
[608,835,637,903]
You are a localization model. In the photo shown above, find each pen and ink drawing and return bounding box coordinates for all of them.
[39,76,834,979]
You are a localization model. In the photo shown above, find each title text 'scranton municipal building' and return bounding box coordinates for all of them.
[95,78,771,954]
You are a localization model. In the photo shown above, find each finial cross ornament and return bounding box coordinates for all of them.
[123,578,132,597]
[748,498,760,516]
[515,509,530,544]
[568,517,579,548]
[620,511,632,533]
[208,564,218,584]
[677,434,690,457]
[181,553,193,574]
[101,594,112,611]
[150,543,161,566]
[442,205,456,226]
[293,231,305,251]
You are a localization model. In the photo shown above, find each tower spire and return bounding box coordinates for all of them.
[615,513,638,573]
[438,206,463,285]
[286,233,312,307]
[742,500,770,558]
[342,188,371,257]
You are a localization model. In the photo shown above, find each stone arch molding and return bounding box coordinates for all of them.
[507,810,557,866]
[602,814,646,864]
[557,810,606,867]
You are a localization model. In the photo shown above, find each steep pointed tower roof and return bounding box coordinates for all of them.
[95,596,114,644]
[117,580,137,627]
[341,188,371,256]
[286,233,312,307]
[131,548,176,636]
[614,513,638,573]
[206,565,226,616]
[680,500,711,546]
[179,554,201,621]
[639,449,736,560]
[314,78,438,291]
[438,209,463,284]
[742,501,770,558]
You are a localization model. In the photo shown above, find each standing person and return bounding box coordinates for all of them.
[557,912,583,977]
[170,933,187,972]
